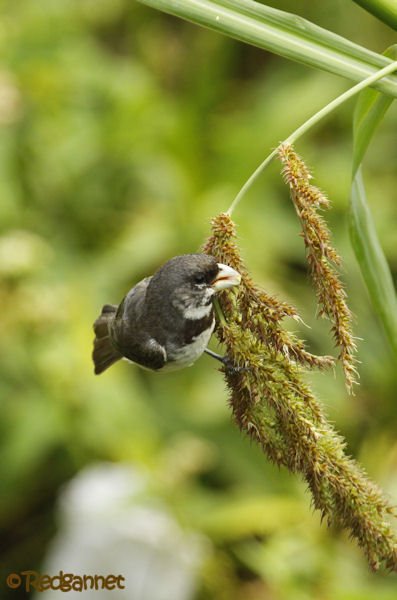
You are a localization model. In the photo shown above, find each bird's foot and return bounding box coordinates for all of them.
[221,356,250,375]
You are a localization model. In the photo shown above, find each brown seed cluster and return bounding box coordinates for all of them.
[278,143,358,392]
[203,211,397,572]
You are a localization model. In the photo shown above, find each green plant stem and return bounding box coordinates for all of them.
[227,59,397,215]
[213,296,227,327]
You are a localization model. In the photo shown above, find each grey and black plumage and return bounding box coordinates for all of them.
[92,254,241,375]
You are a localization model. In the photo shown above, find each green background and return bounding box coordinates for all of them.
[0,0,396,598]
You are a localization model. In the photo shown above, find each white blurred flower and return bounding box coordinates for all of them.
[35,463,207,600]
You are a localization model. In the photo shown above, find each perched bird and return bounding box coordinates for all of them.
[92,254,241,375]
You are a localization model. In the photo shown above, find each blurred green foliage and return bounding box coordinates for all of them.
[0,0,396,598]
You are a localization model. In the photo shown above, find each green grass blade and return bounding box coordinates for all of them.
[352,46,397,174]
[350,172,397,355]
[137,0,397,97]
[352,0,397,30]
[352,91,392,174]
[350,47,397,355]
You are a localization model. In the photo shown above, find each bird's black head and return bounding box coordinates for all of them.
[156,254,218,287]
[146,254,241,319]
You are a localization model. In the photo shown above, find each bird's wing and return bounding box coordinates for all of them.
[127,336,167,370]
[112,276,166,370]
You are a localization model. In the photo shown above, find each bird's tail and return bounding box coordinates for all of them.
[92,304,122,375]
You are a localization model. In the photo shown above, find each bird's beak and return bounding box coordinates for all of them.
[211,263,241,291]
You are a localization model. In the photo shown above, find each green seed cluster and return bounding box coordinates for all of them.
[203,212,396,571]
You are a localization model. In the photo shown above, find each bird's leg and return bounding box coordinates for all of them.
[204,348,249,373]
[204,348,226,364]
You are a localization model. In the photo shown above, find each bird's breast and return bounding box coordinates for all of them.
[183,311,215,345]
[164,315,215,371]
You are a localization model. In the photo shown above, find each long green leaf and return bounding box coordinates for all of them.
[352,90,393,174]
[350,46,397,355]
[350,173,397,355]
[137,0,397,97]
[353,0,397,31]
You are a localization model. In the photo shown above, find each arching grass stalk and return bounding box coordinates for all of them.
[227,59,397,216]
[202,62,397,568]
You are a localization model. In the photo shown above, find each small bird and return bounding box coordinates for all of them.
[92,254,241,375]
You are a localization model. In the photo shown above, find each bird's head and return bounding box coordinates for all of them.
[148,254,241,319]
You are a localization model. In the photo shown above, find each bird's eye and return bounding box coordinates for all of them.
[194,273,206,284]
